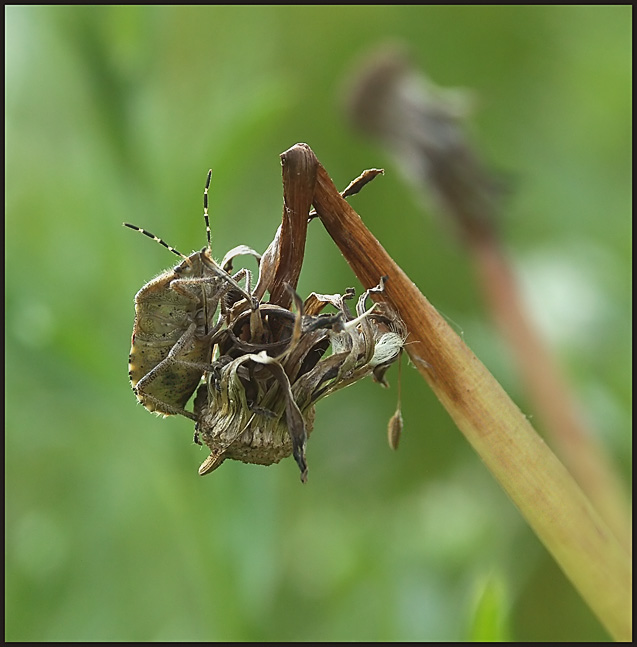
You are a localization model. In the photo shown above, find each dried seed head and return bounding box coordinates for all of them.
[195,278,406,481]
[344,44,501,242]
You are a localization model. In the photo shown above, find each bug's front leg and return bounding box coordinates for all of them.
[172,269,262,339]
[200,256,259,310]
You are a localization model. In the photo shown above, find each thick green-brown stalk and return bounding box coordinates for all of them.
[307,145,631,642]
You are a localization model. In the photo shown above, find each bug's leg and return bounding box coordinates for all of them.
[169,276,226,302]
[233,267,253,295]
[170,275,232,337]
[234,268,265,342]
[170,268,255,310]
[207,266,262,337]
[200,255,259,309]
[231,267,263,341]
[172,270,258,335]
[133,323,211,420]
[134,392,198,421]
[213,267,251,314]
[214,267,263,342]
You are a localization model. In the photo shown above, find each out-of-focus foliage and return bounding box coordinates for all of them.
[467,571,511,642]
[5,6,630,641]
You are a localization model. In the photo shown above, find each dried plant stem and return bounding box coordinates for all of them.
[471,234,632,553]
[344,46,630,558]
[309,148,631,641]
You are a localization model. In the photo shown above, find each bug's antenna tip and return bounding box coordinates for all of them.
[203,170,213,251]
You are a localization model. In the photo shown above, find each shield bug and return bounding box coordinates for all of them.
[125,170,260,420]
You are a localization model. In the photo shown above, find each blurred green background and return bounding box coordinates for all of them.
[5,5,631,641]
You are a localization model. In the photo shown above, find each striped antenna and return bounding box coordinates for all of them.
[123,223,188,260]
[203,169,212,250]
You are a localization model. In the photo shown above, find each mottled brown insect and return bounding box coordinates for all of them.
[125,171,259,420]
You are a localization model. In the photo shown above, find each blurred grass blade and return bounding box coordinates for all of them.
[467,572,511,642]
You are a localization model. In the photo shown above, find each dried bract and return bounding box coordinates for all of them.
[195,278,406,482]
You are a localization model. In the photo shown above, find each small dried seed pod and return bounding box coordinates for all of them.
[387,408,403,450]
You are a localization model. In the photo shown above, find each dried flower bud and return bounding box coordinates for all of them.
[387,407,403,451]
[344,44,501,242]
[195,278,406,482]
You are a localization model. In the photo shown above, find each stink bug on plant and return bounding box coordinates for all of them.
[125,170,260,420]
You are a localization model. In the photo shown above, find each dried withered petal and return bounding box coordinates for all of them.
[196,300,315,479]
[220,245,262,272]
[195,276,406,481]
[248,352,308,481]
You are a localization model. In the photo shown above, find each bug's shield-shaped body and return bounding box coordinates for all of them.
[129,249,231,420]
